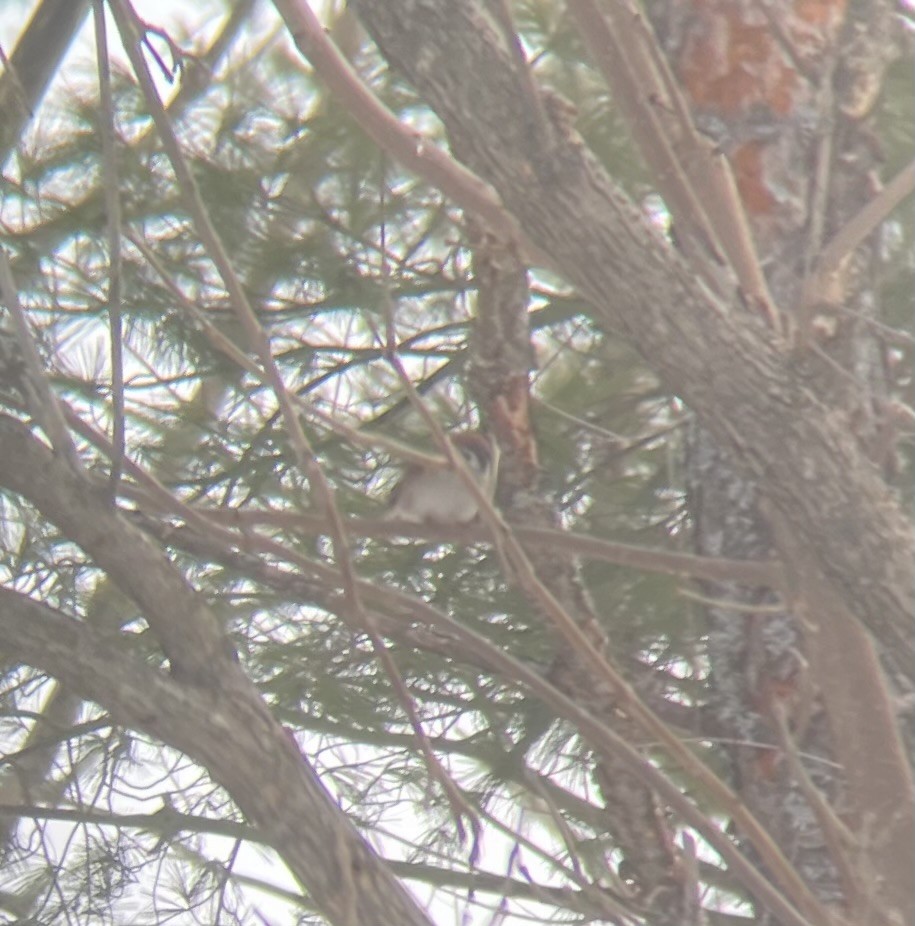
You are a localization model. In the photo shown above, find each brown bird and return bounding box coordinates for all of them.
[385,431,499,524]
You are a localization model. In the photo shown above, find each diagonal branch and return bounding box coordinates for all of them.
[803,158,915,308]
[0,252,82,470]
[92,0,126,494]
[107,15,482,833]
[79,499,823,926]
[0,0,88,162]
[270,0,552,267]
[0,414,234,685]
[0,586,436,926]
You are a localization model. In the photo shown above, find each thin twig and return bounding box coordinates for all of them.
[94,0,126,495]
[126,230,450,471]
[819,159,915,278]
[368,159,482,848]
[112,5,818,914]
[110,0,366,645]
[146,505,785,592]
[111,0,351,550]
[679,831,703,926]
[520,774,643,920]
[271,0,553,268]
[125,477,820,926]
[62,396,816,926]
[677,587,786,613]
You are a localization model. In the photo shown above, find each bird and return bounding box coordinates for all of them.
[384,430,499,524]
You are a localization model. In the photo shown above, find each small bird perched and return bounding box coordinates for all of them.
[385,430,499,524]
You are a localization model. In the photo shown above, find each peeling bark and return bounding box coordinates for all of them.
[465,224,681,915]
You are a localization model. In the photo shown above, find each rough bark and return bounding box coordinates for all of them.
[466,225,682,915]
[687,428,844,917]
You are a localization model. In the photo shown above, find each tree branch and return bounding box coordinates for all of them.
[0,587,436,926]
[270,0,551,267]
[0,414,234,686]
[0,0,88,161]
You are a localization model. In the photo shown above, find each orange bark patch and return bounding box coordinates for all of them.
[492,377,539,486]
[731,142,777,215]
[677,5,798,116]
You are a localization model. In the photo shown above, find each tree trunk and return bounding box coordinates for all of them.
[351,1,914,921]
[659,0,910,919]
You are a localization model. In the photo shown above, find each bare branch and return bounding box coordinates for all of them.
[0,414,234,685]
[93,0,126,494]
[270,0,552,267]
[349,0,914,682]
[61,496,823,926]
[567,0,777,323]
[803,158,915,308]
